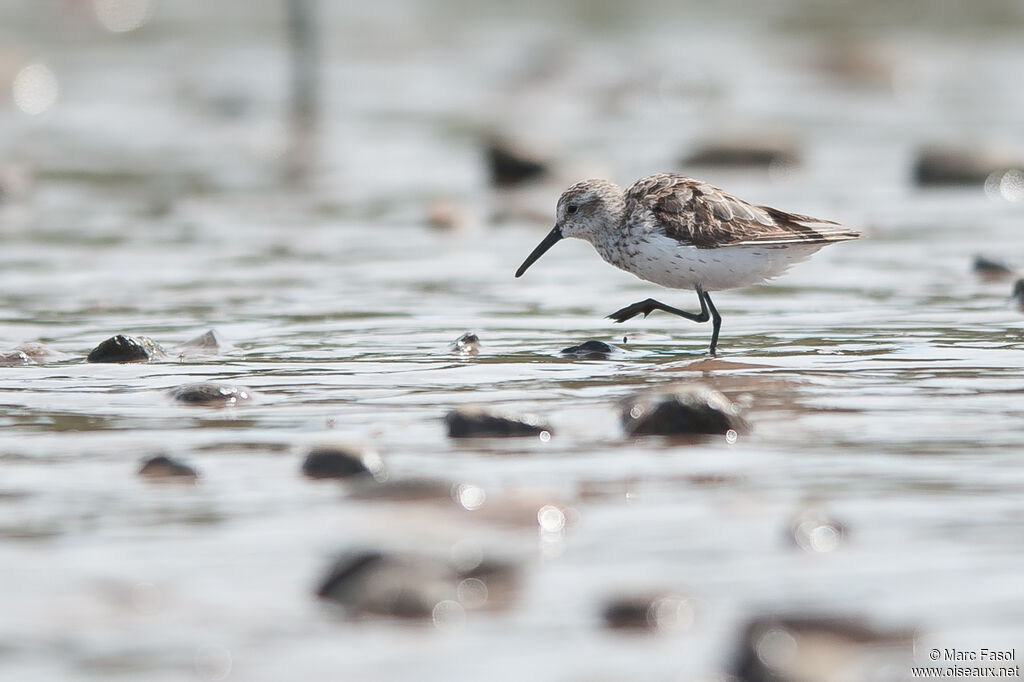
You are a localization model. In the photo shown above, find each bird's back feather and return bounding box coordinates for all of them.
[626,173,860,248]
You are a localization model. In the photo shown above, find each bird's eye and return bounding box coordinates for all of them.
[567,204,578,214]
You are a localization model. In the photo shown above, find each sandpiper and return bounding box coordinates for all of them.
[515,173,860,354]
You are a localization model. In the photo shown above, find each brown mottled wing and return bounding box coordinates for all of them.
[627,173,859,248]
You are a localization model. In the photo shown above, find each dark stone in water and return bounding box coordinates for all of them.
[973,254,1014,280]
[622,384,747,436]
[486,139,548,187]
[602,593,693,631]
[560,340,616,358]
[450,332,481,355]
[138,455,198,481]
[315,550,457,619]
[445,407,551,438]
[0,350,33,367]
[316,548,519,618]
[732,615,914,682]
[87,334,165,363]
[301,444,382,480]
[682,139,799,168]
[171,382,252,406]
[1013,280,1024,308]
[913,146,1021,186]
[603,596,658,630]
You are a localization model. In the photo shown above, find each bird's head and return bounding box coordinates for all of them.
[515,179,623,277]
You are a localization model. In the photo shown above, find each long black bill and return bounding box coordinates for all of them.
[515,226,563,278]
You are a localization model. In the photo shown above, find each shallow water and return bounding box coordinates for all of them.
[2,1,1024,680]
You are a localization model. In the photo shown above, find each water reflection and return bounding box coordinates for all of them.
[92,0,155,33]
[454,482,486,511]
[985,169,1024,202]
[12,63,58,116]
[194,644,232,682]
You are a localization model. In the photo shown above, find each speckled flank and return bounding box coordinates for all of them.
[598,234,826,291]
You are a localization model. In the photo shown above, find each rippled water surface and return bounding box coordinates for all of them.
[3,1,1024,680]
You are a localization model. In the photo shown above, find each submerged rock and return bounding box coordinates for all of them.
[602,593,695,632]
[1013,280,1024,309]
[138,455,198,482]
[316,551,451,619]
[453,555,521,611]
[913,146,1022,186]
[485,138,549,187]
[445,407,551,438]
[171,382,252,406]
[0,350,33,367]
[622,384,748,437]
[15,342,62,362]
[450,332,481,356]
[426,197,472,231]
[560,339,617,358]
[87,334,167,363]
[973,255,1015,280]
[346,477,454,503]
[681,138,799,169]
[316,549,519,618]
[301,444,384,480]
[180,329,220,351]
[731,615,914,682]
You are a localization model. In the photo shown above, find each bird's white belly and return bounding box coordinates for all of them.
[605,234,824,291]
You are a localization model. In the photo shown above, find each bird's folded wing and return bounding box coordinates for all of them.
[632,173,860,248]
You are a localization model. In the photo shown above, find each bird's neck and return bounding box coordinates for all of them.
[604,192,627,229]
[589,196,630,268]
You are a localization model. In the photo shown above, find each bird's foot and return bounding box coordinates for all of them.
[607,299,658,324]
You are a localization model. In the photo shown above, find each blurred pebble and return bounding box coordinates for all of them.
[913,146,1022,186]
[426,197,472,230]
[87,334,167,363]
[180,329,220,351]
[346,477,452,502]
[316,551,452,618]
[455,557,520,611]
[486,137,549,187]
[0,350,33,366]
[171,382,252,406]
[973,255,1014,281]
[787,508,846,553]
[15,342,64,361]
[1012,280,1024,309]
[316,549,519,618]
[138,455,198,482]
[681,137,800,169]
[602,593,694,632]
[816,39,895,88]
[560,339,617,358]
[445,407,552,438]
[622,384,748,437]
[450,332,481,356]
[301,444,384,480]
[732,615,914,682]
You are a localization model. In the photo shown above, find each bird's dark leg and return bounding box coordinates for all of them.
[607,286,710,324]
[701,289,722,356]
[608,285,723,354]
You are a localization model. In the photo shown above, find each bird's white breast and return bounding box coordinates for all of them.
[597,233,825,291]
